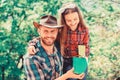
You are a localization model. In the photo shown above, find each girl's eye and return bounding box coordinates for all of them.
[67,20,71,22]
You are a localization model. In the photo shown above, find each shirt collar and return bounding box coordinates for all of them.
[48,46,57,57]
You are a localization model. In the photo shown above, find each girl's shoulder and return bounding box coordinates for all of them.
[79,26,89,32]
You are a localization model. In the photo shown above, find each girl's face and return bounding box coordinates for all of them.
[64,12,79,31]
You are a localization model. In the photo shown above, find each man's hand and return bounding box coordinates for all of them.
[55,68,85,80]
[66,68,85,79]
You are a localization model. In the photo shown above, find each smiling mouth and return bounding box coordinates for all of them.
[46,37,53,40]
[71,23,77,26]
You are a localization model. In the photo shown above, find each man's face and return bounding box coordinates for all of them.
[38,26,58,46]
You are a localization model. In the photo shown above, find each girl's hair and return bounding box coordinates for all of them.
[58,2,87,56]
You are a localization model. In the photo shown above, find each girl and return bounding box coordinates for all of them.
[58,2,90,80]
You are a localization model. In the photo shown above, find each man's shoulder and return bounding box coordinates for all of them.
[23,54,45,63]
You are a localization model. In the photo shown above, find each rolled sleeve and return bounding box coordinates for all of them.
[23,56,45,80]
[83,28,90,57]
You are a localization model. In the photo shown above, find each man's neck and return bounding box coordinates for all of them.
[41,41,54,55]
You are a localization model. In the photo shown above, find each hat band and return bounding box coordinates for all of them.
[40,22,58,27]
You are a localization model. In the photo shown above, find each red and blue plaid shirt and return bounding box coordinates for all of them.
[64,26,90,57]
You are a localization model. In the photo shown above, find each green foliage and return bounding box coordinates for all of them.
[0,0,120,80]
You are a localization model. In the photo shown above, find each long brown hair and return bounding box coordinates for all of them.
[58,2,87,56]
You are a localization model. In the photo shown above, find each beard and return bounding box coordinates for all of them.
[41,37,56,46]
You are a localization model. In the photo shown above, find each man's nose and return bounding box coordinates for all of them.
[47,32,53,37]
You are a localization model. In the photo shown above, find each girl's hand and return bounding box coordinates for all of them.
[27,46,36,55]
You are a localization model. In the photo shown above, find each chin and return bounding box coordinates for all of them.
[46,41,54,46]
[71,28,76,31]
[46,43,54,46]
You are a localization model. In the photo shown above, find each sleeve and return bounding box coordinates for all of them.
[28,37,39,47]
[83,28,90,57]
[23,57,45,80]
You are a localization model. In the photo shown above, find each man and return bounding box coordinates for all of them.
[24,15,84,80]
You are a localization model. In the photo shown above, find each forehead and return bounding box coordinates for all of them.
[65,12,79,19]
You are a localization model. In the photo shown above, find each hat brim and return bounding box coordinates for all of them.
[33,22,63,29]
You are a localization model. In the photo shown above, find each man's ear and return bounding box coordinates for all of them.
[33,22,40,28]
[37,29,41,35]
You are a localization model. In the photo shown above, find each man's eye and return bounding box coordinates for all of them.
[44,31,48,33]
[74,18,77,21]
[51,30,55,33]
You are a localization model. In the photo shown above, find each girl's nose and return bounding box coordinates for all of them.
[71,20,75,25]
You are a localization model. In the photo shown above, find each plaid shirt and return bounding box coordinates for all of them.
[64,26,90,57]
[24,40,63,80]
